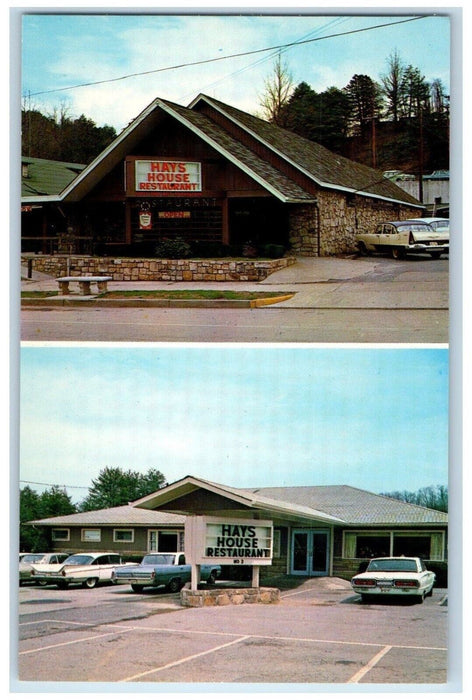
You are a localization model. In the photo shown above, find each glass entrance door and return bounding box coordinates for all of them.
[291,530,329,576]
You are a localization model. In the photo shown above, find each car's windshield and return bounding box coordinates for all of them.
[21,554,46,563]
[142,554,174,565]
[367,559,418,573]
[397,224,432,232]
[63,555,94,566]
[430,220,449,230]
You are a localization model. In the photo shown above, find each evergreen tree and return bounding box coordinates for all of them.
[20,485,76,552]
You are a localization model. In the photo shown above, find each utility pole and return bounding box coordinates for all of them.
[418,108,424,203]
[372,116,377,169]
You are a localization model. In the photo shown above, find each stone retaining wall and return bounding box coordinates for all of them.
[180,587,280,607]
[21,255,296,282]
[289,199,421,256]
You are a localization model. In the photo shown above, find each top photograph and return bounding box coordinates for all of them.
[19,12,453,343]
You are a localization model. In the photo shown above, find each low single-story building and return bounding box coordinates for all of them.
[21,157,86,254]
[28,504,185,558]
[29,477,448,583]
[21,93,422,262]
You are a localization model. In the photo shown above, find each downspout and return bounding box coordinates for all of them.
[314,199,320,257]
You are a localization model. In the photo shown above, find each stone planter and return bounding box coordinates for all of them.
[180,586,280,607]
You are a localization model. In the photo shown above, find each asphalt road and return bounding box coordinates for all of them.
[20,305,448,343]
[15,578,449,688]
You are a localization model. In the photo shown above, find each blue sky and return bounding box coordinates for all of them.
[19,345,449,504]
[19,9,452,132]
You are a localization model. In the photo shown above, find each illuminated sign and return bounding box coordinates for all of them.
[135,160,202,192]
[158,211,191,219]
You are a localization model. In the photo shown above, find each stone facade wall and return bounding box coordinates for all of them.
[22,255,296,282]
[288,196,421,256]
[180,586,280,607]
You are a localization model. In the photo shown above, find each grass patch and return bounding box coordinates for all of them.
[100,290,291,300]
[21,291,59,298]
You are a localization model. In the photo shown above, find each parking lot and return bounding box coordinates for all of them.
[15,577,448,689]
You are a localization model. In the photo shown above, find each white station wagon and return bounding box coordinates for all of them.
[351,556,436,602]
[31,552,130,589]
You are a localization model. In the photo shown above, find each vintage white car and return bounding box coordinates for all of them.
[356,220,449,259]
[31,552,130,589]
[19,552,69,584]
[414,217,449,234]
[351,557,435,602]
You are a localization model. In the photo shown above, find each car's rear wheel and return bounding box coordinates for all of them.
[167,578,182,593]
[207,571,217,585]
[131,584,144,593]
[83,577,98,589]
[358,242,370,257]
[392,247,405,260]
[57,581,68,589]
[430,251,442,259]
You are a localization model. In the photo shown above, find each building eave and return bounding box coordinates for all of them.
[156,101,314,204]
[190,94,422,208]
[132,475,343,525]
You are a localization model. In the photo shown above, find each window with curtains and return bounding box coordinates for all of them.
[343,530,445,560]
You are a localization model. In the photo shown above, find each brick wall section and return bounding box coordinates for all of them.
[289,198,421,256]
[181,586,280,607]
[22,255,297,282]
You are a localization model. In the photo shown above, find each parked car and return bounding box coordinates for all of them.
[356,220,449,259]
[382,170,415,181]
[351,556,435,602]
[111,552,221,593]
[31,552,131,589]
[19,552,69,585]
[413,217,449,234]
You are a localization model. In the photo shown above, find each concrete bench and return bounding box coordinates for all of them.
[56,276,112,295]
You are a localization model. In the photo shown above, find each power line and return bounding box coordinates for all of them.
[20,479,88,490]
[26,16,425,98]
[177,16,350,104]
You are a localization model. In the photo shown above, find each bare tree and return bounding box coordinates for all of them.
[430,78,449,114]
[258,54,294,126]
[381,50,405,123]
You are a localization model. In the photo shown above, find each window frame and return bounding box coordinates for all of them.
[51,528,70,542]
[81,528,102,543]
[113,528,135,543]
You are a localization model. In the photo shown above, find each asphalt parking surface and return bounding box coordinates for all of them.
[15,578,449,690]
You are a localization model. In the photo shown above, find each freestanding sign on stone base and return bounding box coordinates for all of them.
[185,515,273,591]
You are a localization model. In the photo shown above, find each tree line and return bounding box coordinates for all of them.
[21,50,449,174]
[380,485,448,513]
[19,466,448,552]
[21,102,117,164]
[19,467,166,551]
[259,51,449,172]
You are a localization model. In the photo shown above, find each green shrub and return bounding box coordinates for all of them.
[261,244,286,259]
[154,237,192,259]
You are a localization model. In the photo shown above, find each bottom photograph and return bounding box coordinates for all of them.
[16,344,450,690]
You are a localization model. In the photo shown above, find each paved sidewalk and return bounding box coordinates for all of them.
[21,256,449,310]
